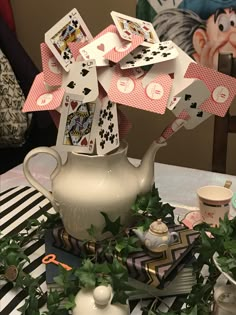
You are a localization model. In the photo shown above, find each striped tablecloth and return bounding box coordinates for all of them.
[0,186,187,315]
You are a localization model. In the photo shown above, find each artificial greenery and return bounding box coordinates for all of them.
[1,186,235,315]
[131,184,175,230]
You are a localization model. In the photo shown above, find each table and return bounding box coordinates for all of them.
[1,148,236,314]
[2,148,236,210]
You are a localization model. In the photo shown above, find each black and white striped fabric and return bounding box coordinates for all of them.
[0,186,186,314]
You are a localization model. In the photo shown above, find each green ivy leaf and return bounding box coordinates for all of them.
[101,212,123,236]
[111,290,129,305]
[63,294,76,310]
[86,224,97,238]
[74,259,96,288]
[131,184,175,230]
[115,236,142,258]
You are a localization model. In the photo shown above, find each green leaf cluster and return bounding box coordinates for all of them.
[131,184,175,230]
[2,187,236,315]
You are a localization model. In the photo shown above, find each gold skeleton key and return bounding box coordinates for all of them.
[42,254,72,271]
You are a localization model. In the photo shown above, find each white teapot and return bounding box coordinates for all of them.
[23,140,166,240]
[72,285,129,315]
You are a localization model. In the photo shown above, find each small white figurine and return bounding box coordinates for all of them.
[72,285,130,315]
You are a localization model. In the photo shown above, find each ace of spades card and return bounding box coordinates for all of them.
[62,59,98,103]
[96,96,119,155]
[45,8,93,72]
[57,93,101,153]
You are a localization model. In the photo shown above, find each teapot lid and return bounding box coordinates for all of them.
[149,219,168,235]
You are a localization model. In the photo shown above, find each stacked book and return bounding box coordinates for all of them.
[44,224,199,297]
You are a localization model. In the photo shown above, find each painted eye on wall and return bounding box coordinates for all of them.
[230,14,236,28]
[217,15,230,32]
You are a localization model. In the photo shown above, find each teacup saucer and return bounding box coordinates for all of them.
[181,211,203,229]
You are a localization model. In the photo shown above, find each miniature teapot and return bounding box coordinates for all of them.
[133,219,179,253]
[72,285,130,315]
[23,140,166,241]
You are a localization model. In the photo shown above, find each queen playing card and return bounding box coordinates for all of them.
[57,93,101,153]
[45,8,92,72]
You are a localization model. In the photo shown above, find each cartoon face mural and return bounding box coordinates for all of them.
[142,0,236,71]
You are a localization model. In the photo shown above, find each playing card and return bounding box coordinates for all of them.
[67,41,88,60]
[119,40,178,69]
[80,31,122,66]
[40,43,63,87]
[111,11,159,47]
[108,65,172,114]
[96,96,119,155]
[62,59,98,103]
[171,80,212,129]
[45,8,92,72]
[117,107,132,139]
[141,43,195,108]
[172,80,210,115]
[131,67,146,79]
[185,62,236,117]
[56,93,101,153]
[97,65,115,93]
[22,72,65,112]
[104,34,144,63]
[157,111,191,143]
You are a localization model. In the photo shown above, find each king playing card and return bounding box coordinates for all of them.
[45,8,92,72]
[111,11,159,47]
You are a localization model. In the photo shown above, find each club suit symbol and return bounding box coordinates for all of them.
[185,94,191,101]
[190,102,197,108]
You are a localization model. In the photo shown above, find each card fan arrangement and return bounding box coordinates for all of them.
[22,8,236,155]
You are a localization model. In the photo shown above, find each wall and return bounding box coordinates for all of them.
[10,0,236,175]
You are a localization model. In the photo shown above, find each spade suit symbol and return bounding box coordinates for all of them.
[81,69,89,77]
[67,81,76,89]
[83,87,91,95]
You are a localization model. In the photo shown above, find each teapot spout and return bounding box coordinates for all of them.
[132,228,145,243]
[137,141,167,194]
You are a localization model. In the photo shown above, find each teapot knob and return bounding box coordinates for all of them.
[93,285,111,306]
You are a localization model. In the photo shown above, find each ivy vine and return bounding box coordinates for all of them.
[1,185,233,314]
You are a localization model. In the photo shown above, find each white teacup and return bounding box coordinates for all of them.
[197,185,233,226]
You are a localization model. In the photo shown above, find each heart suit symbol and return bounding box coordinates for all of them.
[70,101,78,110]
[97,43,105,51]
[81,137,88,146]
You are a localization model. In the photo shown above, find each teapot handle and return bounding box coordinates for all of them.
[23,147,62,209]
[170,232,179,243]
